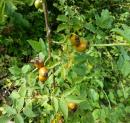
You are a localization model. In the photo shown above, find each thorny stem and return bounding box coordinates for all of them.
[42,1,56,88]
[42,1,51,60]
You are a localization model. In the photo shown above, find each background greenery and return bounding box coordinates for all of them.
[0,0,130,123]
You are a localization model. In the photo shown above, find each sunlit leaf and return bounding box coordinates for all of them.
[0,116,9,123]
[65,95,85,103]
[16,97,24,112]
[10,90,20,100]
[53,97,59,113]
[89,89,99,101]
[39,38,48,56]
[22,65,31,74]
[4,105,17,115]
[9,66,21,76]
[23,103,36,117]
[14,113,24,123]
[59,98,68,120]
[18,84,27,97]
[62,87,76,97]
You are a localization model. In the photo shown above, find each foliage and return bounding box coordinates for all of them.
[0,0,130,123]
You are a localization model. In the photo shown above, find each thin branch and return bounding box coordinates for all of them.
[120,82,126,99]
[52,67,56,88]
[42,1,56,88]
[42,1,51,60]
[92,43,130,47]
[103,90,112,109]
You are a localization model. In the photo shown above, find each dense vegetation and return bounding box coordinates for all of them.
[0,0,130,123]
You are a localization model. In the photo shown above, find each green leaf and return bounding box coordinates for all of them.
[57,15,68,22]
[120,47,130,61]
[4,105,17,115]
[23,0,34,6]
[18,84,27,97]
[23,103,36,117]
[62,87,76,97]
[112,25,130,43]
[61,65,68,80]
[47,61,60,69]
[117,51,130,77]
[53,97,59,113]
[92,109,101,121]
[74,53,88,64]
[89,89,99,101]
[5,1,16,14]
[39,38,48,56]
[125,106,130,113]
[59,0,66,5]
[8,8,30,28]
[95,80,103,89]
[108,91,116,104]
[120,60,130,77]
[14,114,24,123]
[117,55,124,70]
[42,103,53,111]
[16,97,24,112]
[57,23,68,32]
[80,101,92,110]
[0,116,9,123]
[81,112,94,123]
[9,66,21,76]
[85,22,96,33]
[68,71,85,84]
[41,95,49,105]
[59,98,68,120]
[27,73,36,86]
[21,65,31,74]
[38,52,46,61]
[73,64,86,76]
[10,90,20,100]
[96,9,113,29]
[0,0,5,23]
[27,40,42,52]
[71,17,82,31]
[65,95,85,103]
[92,108,108,120]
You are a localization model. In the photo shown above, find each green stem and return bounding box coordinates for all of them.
[103,90,112,109]
[121,82,126,99]
[92,43,130,47]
